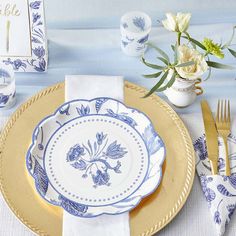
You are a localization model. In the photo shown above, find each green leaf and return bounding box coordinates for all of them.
[184,32,196,49]
[171,45,175,51]
[174,43,178,64]
[204,67,212,81]
[228,48,236,58]
[167,72,176,88]
[176,61,195,67]
[156,72,176,92]
[141,57,165,70]
[222,26,236,49]
[157,57,169,65]
[184,32,191,41]
[147,43,170,61]
[182,35,206,50]
[143,70,169,98]
[143,71,162,78]
[206,61,235,69]
[191,41,197,49]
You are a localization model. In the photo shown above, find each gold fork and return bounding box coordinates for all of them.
[216,100,231,176]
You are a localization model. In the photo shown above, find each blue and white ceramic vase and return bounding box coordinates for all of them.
[120,11,152,57]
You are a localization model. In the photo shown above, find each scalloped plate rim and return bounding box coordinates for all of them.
[26,97,166,217]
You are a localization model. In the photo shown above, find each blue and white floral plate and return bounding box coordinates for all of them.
[26,98,165,217]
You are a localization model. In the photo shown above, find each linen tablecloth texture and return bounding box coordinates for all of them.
[63,75,129,236]
[182,114,236,236]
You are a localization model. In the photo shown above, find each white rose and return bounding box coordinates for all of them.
[176,45,208,80]
[162,12,191,32]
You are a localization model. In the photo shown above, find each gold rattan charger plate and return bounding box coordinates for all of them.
[0,81,195,236]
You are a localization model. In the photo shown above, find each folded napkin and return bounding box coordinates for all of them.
[63,75,129,236]
[182,114,236,236]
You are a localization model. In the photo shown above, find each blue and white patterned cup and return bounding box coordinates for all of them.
[0,64,16,110]
[120,11,152,56]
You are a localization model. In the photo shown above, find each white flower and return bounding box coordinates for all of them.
[162,13,177,32]
[176,12,191,32]
[176,45,208,80]
[162,12,191,32]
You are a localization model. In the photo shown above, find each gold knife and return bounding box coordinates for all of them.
[201,100,219,175]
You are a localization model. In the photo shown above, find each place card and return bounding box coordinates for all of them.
[0,0,47,72]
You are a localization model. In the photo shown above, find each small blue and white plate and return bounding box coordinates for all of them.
[26,98,165,217]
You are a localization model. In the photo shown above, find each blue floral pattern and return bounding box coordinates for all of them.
[33,159,48,196]
[37,127,44,150]
[121,32,149,53]
[59,103,70,116]
[121,41,129,47]
[33,46,45,59]
[0,67,15,108]
[227,204,236,219]
[95,98,108,113]
[2,0,47,72]
[26,98,166,217]
[121,14,150,55]
[122,22,128,29]
[214,199,223,225]
[106,109,137,127]
[227,173,236,189]
[30,1,41,9]
[194,135,208,161]
[137,34,149,44]
[194,134,236,235]
[217,184,236,197]
[142,124,163,155]
[67,132,127,187]
[0,93,11,105]
[0,68,11,79]
[77,105,90,116]
[59,195,88,216]
[32,12,41,23]
[199,175,216,206]
[133,17,145,31]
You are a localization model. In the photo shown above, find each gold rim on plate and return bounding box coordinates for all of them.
[0,81,195,236]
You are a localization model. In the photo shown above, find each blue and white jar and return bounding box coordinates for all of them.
[0,64,16,110]
[120,11,152,56]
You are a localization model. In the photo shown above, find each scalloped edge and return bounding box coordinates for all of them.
[26,97,166,217]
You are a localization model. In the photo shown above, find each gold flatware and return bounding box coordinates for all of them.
[6,20,10,53]
[216,100,231,176]
[201,100,219,175]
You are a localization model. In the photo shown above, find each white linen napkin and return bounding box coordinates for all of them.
[63,75,129,236]
[182,114,236,236]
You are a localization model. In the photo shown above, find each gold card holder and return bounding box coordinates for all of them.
[0,0,47,72]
